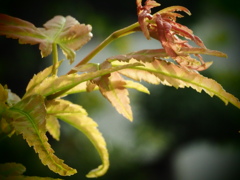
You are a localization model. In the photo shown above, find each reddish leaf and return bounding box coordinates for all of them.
[108,47,227,71]
[0,14,92,63]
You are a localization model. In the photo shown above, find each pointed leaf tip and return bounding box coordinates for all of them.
[97,72,133,121]
[46,99,109,177]
[8,95,77,176]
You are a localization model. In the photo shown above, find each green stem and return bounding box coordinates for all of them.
[52,43,58,75]
[47,23,140,100]
[67,22,140,74]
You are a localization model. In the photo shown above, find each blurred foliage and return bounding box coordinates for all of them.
[0,0,240,179]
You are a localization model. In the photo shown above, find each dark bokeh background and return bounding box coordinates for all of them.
[0,0,240,180]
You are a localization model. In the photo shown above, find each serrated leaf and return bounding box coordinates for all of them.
[124,80,150,94]
[46,115,60,141]
[46,99,109,178]
[41,16,92,63]
[112,59,161,84]
[24,62,142,99]
[97,72,133,121]
[108,48,226,62]
[7,95,76,176]
[0,14,46,45]
[60,79,150,96]
[0,14,92,63]
[0,163,26,176]
[123,59,240,108]
[26,61,62,93]
[108,49,168,62]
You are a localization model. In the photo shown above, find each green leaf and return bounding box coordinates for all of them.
[46,99,109,178]
[0,163,26,176]
[7,95,77,176]
[120,59,240,108]
[0,14,92,63]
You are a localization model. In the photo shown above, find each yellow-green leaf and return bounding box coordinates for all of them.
[46,115,60,141]
[24,62,142,99]
[112,59,160,84]
[25,61,62,94]
[8,95,77,176]
[124,80,150,94]
[46,99,109,178]
[97,72,133,121]
[127,59,240,108]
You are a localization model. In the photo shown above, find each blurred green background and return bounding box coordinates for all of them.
[0,0,240,180]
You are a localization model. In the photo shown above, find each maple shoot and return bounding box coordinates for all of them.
[0,0,239,179]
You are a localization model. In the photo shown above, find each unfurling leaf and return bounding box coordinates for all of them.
[0,14,92,63]
[136,1,227,71]
[46,99,109,178]
[7,95,77,176]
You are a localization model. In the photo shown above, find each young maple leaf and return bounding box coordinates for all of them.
[136,0,226,71]
[92,71,133,121]
[0,14,92,63]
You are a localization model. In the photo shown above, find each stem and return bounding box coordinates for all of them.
[48,23,140,100]
[52,43,58,75]
[67,22,140,74]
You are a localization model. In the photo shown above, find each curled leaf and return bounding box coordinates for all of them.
[7,95,77,176]
[46,99,109,178]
